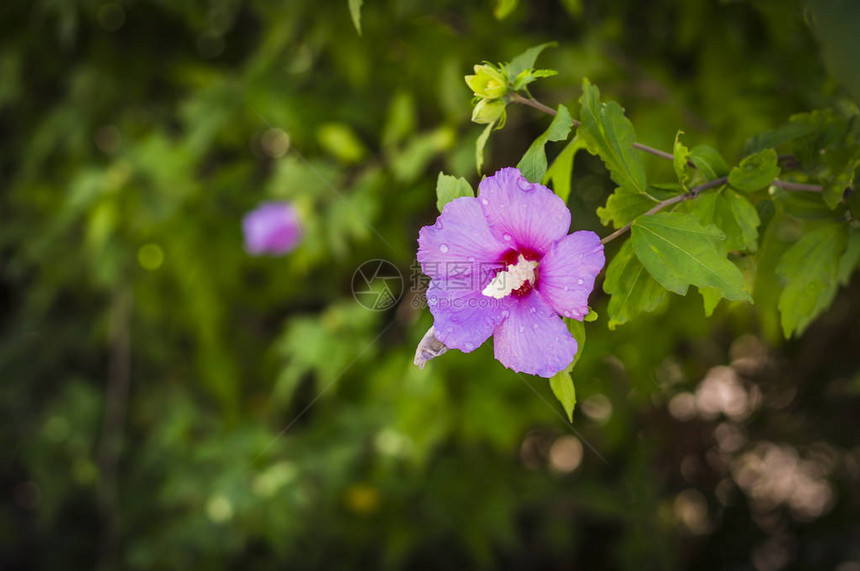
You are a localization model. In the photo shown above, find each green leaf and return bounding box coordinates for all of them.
[548,317,585,422]
[517,104,574,183]
[603,240,668,329]
[505,42,557,82]
[777,222,848,337]
[729,148,781,192]
[597,185,658,229]
[382,90,416,148]
[578,78,648,194]
[744,120,818,155]
[475,121,495,174]
[699,287,722,317]
[838,228,860,285]
[543,135,587,203]
[686,188,761,252]
[549,369,577,422]
[821,147,860,209]
[348,0,363,35]
[317,123,367,164]
[689,145,729,179]
[511,68,558,91]
[674,131,692,189]
[435,172,474,212]
[631,212,751,301]
[494,0,518,19]
[774,189,834,219]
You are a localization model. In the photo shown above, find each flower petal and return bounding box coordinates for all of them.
[427,279,510,353]
[493,290,577,377]
[243,201,302,255]
[417,197,508,281]
[537,231,605,320]
[477,167,570,255]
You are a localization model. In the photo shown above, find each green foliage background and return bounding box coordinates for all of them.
[2,0,859,569]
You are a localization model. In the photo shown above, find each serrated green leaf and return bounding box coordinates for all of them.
[631,212,751,301]
[689,145,729,179]
[686,188,760,252]
[505,42,557,81]
[549,369,577,422]
[348,0,363,35]
[597,186,658,229]
[699,286,722,316]
[435,172,474,212]
[838,228,860,285]
[821,147,860,209]
[744,120,818,155]
[544,135,587,203]
[729,148,781,192]
[754,207,792,342]
[578,78,648,194]
[475,121,495,174]
[674,131,692,189]
[603,240,668,329]
[517,104,574,183]
[777,222,848,337]
[788,109,853,167]
[494,0,518,19]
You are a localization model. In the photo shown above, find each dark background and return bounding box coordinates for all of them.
[1,0,859,569]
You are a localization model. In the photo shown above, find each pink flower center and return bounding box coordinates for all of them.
[482,248,541,299]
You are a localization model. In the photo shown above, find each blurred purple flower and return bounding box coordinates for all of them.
[242,201,302,256]
[417,167,604,377]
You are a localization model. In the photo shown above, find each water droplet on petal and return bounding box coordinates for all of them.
[465,342,474,351]
[517,178,532,191]
[532,323,539,329]
[529,307,536,314]
[577,279,584,285]
[563,286,569,292]
[440,244,449,253]
[501,310,510,318]
[481,198,489,205]
[435,220,444,229]
[519,326,525,333]
[468,256,475,262]
[503,233,512,241]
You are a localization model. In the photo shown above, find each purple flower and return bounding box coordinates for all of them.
[417,167,604,377]
[242,201,302,256]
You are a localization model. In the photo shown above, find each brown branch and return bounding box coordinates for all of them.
[510,94,832,194]
[599,176,729,245]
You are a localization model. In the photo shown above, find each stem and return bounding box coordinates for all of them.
[631,142,675,161]
[772,179,823,192]
[508,92,571,122]
[511,94,830,193]
[599,176,729,245]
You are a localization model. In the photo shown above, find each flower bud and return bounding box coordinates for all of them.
[471,98,506,125]
[242,201,302,256]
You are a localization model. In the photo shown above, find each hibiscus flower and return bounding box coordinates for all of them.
[417,167,604,377]
[243,201,303,256]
